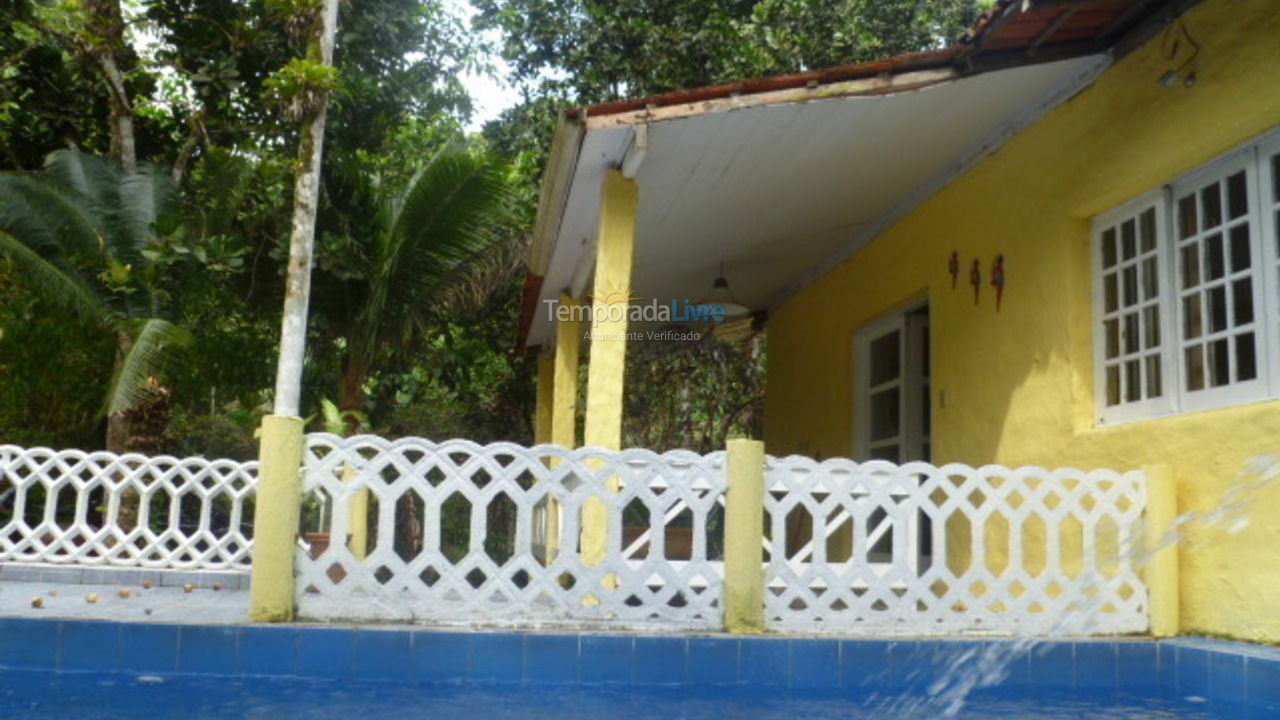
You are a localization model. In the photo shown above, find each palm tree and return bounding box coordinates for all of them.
[317,144,519,420]
[0,150,189,452]
[304,144,517,558]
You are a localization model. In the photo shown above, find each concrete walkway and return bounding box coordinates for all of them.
[0,578,248,624]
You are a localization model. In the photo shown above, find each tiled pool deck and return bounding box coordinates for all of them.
[0,576,248,624]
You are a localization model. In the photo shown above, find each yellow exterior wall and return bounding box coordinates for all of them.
[764,0,1280,643]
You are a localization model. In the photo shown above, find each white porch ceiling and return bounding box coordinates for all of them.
[527,55,1107,347]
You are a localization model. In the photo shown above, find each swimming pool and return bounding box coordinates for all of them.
[1,619,1276,719]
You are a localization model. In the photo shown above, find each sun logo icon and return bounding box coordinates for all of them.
[596,285,640,305]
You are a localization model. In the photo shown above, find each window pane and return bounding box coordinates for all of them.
[1124,360,1141,403]
[1208,286,1228,333]
[1236,333,1257,382]
[1209,338,1230,387]
[1183,295,1203,339]
[1124,312,1140,354]
[1105,318,1120,359]
[921,383,931,436]
[1104,273,1118,312]
[870,388,899,441]
[1202,183,1222,230]
[1233,277,1254,326]
[1142,257,1159,299]
[869,331,900,386]
[1185,345,1205,391]
[1140,209,1157,252]
[1179,195,1197,238]
[1181,244,1200,289]
[1230,224,1251,273]
[1106,365,1120,406]
[1123,266,1138,306]
[1227,171,1248,220]
[1273,154,1280,202]
[1102,228,1117,268]
[1121,220,1137,260]
[1204,233,1225,281]
[1145,354,1162,398]
[1143,306,1160,349]
[870,444,900,462]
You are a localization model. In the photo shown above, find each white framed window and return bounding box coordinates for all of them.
[1093,127,1280,424]
[1092,190,1175,423]
[1259,133,1280,397]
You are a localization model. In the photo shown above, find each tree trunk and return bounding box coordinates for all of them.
[270,0,341,417]
[338,361,367,414]
[83,0,136,169]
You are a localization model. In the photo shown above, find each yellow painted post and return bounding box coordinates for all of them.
[345,464,368,561]
[582,170,637,593]
[724,438,766,633]
[547,323,582,564]
[582,171,637,452]
[535,351,555,445]
[1143,464,1179,638]
[249,415,304,622]
[552,295,583,450]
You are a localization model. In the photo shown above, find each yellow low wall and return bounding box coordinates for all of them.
[765,0,1280,642]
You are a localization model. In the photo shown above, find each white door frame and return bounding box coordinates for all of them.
[853,301,930,462]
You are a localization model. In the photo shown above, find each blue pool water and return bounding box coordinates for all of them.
[0,671,1241,720]
[1,619,1277,719]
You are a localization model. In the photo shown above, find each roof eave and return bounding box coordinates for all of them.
[518,114,586,352]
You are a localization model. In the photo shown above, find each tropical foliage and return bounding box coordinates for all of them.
[0,0,984,457]
[0,151,190,450]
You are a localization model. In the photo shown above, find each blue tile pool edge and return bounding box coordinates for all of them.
[1,619,1278,713]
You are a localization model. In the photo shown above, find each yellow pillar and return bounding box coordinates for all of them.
[1144,464,1180,638]
[582,169,638,573]
[542,303,585,564]
[724,438,766,633]
[249,415,304,622]
[552,294,583,449]
[345,464,368,561]
[534,351,555,445]
[583,170,637,451]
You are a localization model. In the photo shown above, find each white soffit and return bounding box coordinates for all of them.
[528,55,1108,347]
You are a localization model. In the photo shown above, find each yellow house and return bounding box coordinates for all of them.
[519,0,1280,644]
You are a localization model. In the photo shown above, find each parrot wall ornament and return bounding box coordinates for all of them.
[991,254,1006,311]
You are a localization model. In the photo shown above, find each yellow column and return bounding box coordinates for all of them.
[581,169,638,572]
[552,294,583,449]
[543,301,584,565]
[724,438,766,633]
[249,415,304,622]
[345,464,368,561]
[534,351,555,445]
[1144,464,1180,638]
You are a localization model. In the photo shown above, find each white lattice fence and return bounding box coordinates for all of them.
[0,444,258,569]
[297,434,727,628]
[764,457,1148,635]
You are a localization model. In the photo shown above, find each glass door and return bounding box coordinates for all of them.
[854,303,931,567]
[856,304,930,462]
